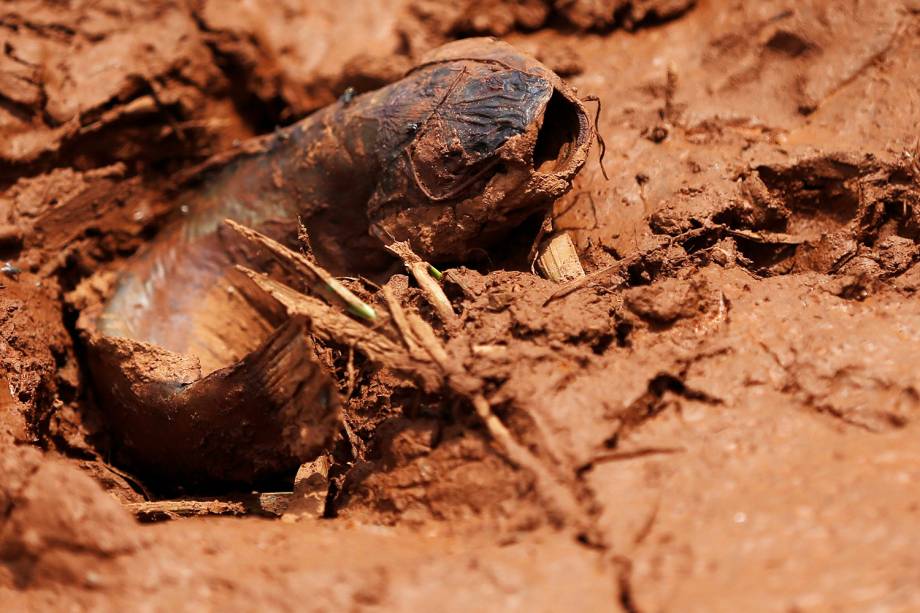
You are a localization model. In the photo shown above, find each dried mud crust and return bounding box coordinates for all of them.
[2,0,920,611]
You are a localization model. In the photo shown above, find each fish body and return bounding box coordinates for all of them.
[86,38,593,484]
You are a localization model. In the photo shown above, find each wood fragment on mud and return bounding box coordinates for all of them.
[126,493,292,522]
[225,219,377,322]
[384,240,457,322]
[541,227,714,306]
[542,260,631,306]
[536,232,586,282]
[542,223,795,305]
[282,455,331,522]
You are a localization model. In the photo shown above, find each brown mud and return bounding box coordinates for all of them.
[2,0,920,610]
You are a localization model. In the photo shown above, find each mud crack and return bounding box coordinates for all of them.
[604,365,724,449]
[614,555,643,613]
[758,341,914,432]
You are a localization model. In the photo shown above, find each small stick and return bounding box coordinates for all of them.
[542,260,630,307]
[384,295,594,532]
[99,460,153,501]
[583,95,609,181]
[126,493,292,522]
[297,216,318,264]
[381,285,423,356]
[528,213,555,275]
[385,240,456,322]
[723,228,804,245]
[225,219,377,322]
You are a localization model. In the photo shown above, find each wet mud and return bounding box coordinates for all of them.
[3,0,920,610]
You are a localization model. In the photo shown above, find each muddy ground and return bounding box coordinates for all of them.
[2,0,920,610]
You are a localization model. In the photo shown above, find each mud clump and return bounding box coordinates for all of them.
[3,0,920,610]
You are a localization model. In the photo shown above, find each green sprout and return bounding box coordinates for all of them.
[320,277,377,322]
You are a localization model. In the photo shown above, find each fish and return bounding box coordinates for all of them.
[81,38,594,485]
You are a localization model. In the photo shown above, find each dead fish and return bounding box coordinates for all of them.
[81,38,594,485]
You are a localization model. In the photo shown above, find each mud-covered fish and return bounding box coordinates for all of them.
[81,38,593,485]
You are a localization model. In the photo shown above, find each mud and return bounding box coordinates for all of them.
[2,0,920,610]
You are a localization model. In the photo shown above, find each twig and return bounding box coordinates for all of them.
[297,216,318,264]
[723,228,805,244]
[542,258,633,307]
[583,95,609,180]
[344,347,357,398]
[528,212,555,275]
[126,493,291,522]
[99,460,153,501]
[381,285,424,356]
[385,240,456,322]
[225,219,377,322]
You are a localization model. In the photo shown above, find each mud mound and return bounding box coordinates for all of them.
[2,0,920,610]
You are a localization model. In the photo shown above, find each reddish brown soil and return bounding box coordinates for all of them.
[3,0,920,610]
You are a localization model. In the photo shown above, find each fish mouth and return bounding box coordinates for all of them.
[532,87,592,178]
[416,73,592,199]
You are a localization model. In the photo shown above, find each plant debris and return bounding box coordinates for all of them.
[232,222,595,536]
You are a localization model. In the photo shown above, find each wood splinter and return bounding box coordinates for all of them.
[127,492,292,522]
[536,232,586,283]
[384,240,457,322]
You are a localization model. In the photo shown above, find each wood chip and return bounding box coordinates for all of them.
[126,493,292,522]
[536,232,585,282]
[225,219,377,322]
[282,455,331,522]
[385,240,456,322]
